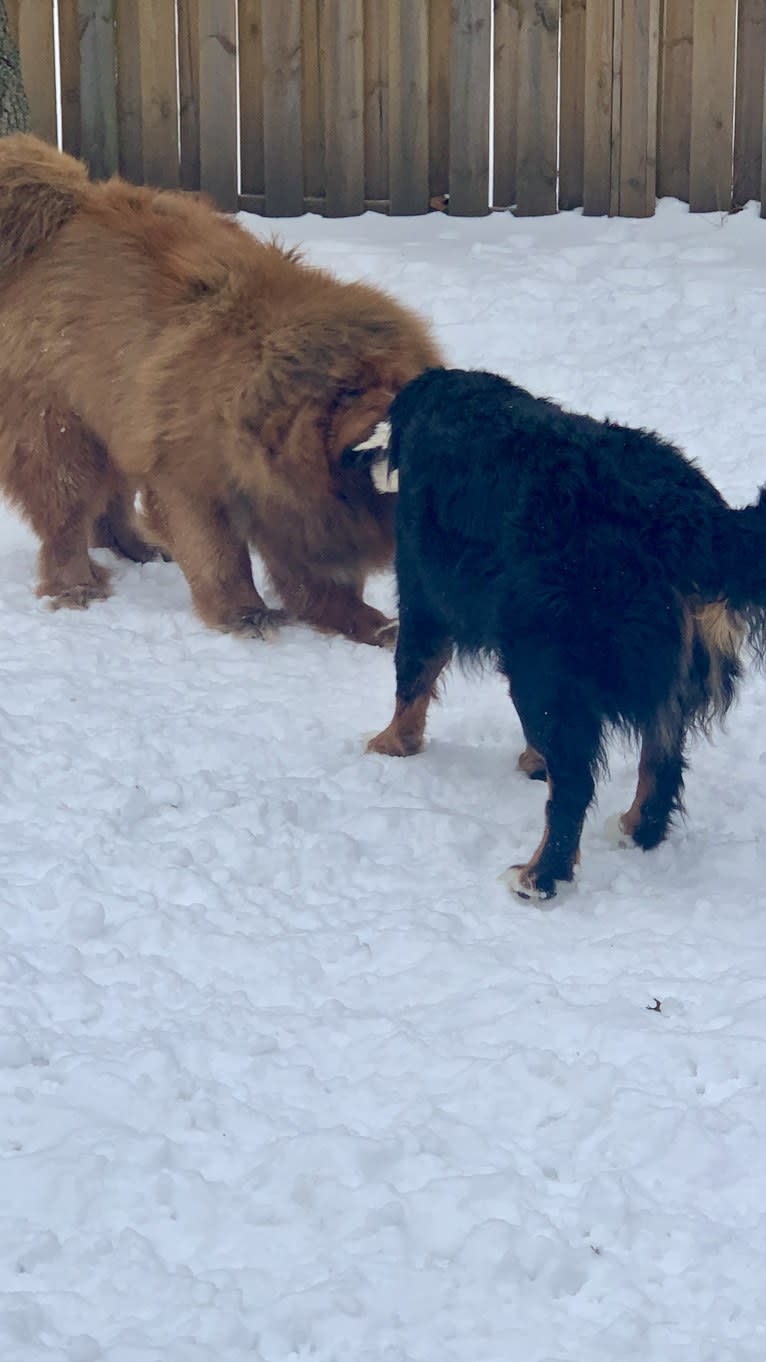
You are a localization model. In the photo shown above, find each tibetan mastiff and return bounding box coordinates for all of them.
[0,135,440,644]
[366,367,766,899]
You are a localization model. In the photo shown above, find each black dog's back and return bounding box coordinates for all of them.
[371,367,766,900]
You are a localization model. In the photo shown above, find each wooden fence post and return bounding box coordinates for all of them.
[734,0,766,207]
[429,0,451,205]
[618,0,659,216]
[322,0,365,216]
[449,0,491,215]
[493,0,519,210]
[516,0,560,216]
[18,0,56,143]
[689,0,737,212]
[199,0,238,210]
[58,0,81,158]
[583,0,614,214]
[364,0,389,205]
[178,0,201,191]
[559,0,586,209]
[657,0,693,201]
[135,0,179,189]
[262,0,304,214]
[78,0,118,180]
[389,0,429,213]
[115,0,142,181]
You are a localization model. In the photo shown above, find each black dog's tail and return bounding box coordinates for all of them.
[713,487,766,656]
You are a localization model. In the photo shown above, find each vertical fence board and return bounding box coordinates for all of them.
[734,0,766,206]
[199,0,238,209]
[18,0,56,142]
[516,0,560,216]
[689,0,736,212]
[136,0,178,188]
[322,0,364,215]
[657,0,692,200]
[178,0,200,190]
[262,1,304,214]
[364,0,389,201]
[449,0,491,215]
[301,0,325,200]
[559,0,585,207]
[238,0,263,197]
[619,0,659,216]
[429,0,450,201]
[761,57,766,215]
[609,0,622,214]
[59,0,82,157]
[79,0,118,179]
[583,0,614,214]
[493,0,519,208]
[115,0,142,180]
[5,0,19,44]
[389,0,429,212]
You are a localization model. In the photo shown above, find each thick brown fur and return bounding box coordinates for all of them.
[0,135,441,641]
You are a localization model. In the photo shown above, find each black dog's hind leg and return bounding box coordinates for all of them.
[368,603,452,757]
[619,719,687,850]
[503,668,603,900]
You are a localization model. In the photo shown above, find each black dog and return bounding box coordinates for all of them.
[367,367,766,900]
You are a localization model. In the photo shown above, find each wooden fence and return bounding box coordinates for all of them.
[7,0,766,218]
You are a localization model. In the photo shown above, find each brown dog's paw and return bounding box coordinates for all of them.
[225,606,290,639]
[372,619,398,650]
[46,581,112,612]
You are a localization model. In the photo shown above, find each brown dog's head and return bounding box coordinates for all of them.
[233,289,441,509]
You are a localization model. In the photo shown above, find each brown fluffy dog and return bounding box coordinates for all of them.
[0,135,441,642]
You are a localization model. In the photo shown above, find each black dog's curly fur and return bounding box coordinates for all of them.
[367,367,766,900]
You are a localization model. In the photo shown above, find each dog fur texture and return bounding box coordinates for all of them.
[368,367,766,899]
[0,134,441,641]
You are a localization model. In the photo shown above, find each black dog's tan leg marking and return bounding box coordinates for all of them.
[368,606,452,756]
[619,724,686,851]
[517,744,547,781]
[503,671,602,900]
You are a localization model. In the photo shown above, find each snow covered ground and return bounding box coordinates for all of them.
[2,201,766,1361]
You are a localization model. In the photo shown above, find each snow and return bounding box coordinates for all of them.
[3,200,766,1360]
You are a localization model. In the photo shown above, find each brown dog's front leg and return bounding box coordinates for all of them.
[267,563,396,647]
[147,479,287,637]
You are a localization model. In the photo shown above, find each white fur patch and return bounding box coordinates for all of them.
[500,864,577,904]
[603,813,640,850]
[352,422,398,493]
[354,420,391,452]
[371,462,399,494]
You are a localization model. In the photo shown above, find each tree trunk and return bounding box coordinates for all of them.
[0,1,29,135]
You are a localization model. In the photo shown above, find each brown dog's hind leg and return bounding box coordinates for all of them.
[89,474,161,564]
[146,480,287,637]
[5,410,113,610]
